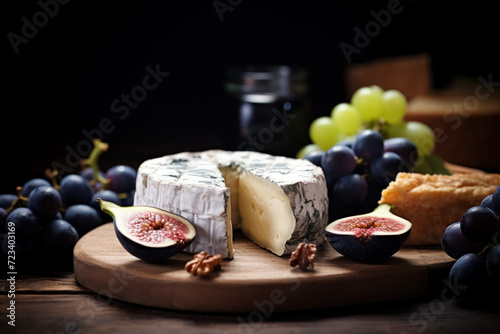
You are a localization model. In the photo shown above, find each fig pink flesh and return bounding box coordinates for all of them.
[122,211,189,244]
[332,217,405,242]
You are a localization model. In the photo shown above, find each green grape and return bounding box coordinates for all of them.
[331,103,362,135]
[309,116,339,151]
[381,90,407,124]
[387,121,435,156]
[296,143,322,159]
[351,86,384,121]
[370,85,384,94]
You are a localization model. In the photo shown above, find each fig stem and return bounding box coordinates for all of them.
[97,198,122,215]
[373,204,394,214]
[85,139,111,189]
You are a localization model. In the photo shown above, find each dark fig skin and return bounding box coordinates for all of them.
[113,224,194,262]
[325,228,411,262]
[98,199,196,262]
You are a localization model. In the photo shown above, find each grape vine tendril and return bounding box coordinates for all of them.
[82,139,111,189]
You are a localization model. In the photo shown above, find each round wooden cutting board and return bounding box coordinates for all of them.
[73,223,454,313]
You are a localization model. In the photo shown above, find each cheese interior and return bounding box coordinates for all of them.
[237,170,295,255]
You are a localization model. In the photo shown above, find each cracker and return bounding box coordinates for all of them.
[379,173,500,245]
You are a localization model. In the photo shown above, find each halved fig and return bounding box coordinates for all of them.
[97,199,196,262]
[325,204,412,262]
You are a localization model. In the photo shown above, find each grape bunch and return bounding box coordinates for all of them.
[0,139,137,270]
[441,185,500,294]
[305,129,417,220]
[297,85,445,175]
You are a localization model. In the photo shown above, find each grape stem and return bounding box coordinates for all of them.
[5,186,28,214]
[355,157,371,180]
[82,139,111,189]
[44,168,60,190]
[366,119,389,138]
[477,231,500,259]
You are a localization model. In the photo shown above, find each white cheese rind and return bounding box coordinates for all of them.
[135,156,233,258]
[134,150,328,258]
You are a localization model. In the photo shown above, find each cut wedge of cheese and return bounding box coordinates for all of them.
[238,170,296,255]
[134,150,328,258]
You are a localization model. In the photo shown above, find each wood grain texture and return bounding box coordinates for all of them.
[445,162,485,174]
[1,293,498,334]
[4,272,88,294]
[73,223,454,313]
[2,294,499,334]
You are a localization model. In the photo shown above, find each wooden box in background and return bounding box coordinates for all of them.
[345,54,500,171]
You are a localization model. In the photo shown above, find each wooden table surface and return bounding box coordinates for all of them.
[1,264,499,334]
[2,163,500,333]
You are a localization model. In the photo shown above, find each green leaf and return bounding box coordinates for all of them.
[412,154,451,175]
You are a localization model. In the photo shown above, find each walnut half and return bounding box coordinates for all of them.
[185,252,223,277]
[289,243,317,271]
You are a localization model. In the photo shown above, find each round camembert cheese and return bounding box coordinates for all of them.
[134,150,328,258]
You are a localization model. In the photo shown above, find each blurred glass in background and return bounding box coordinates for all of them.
[223,65,312,157]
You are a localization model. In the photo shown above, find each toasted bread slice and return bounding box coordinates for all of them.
[379,172,500,245]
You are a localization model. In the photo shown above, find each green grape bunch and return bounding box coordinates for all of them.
[298,85,446,175]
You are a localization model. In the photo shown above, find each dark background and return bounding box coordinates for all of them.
[3,0,499,193]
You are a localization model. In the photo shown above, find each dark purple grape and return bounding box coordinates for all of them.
[91,190,121,222]
[91,190,120,207]
[27,186,61,220]
[79,167,103,182]
[80,167,104,192]
[492,185,500,216]
[335,138,354,150]
[105,165,137,194]
[480,194,494,212]
[328,195,360,221]
[321,145,357,185]
[370,152,404,187]
[383,137,418,170]
[358,179,384,214]
[449,253,488,289]
[5,207,40,239]
[39,211,64,227]
[64,204,103,237]
[441,222,484,259]
[333,174,368,205]
[42,219,79,257]
[353,130,383,163]
[460,206,498,242]
[304,150,324,167]
[0,194,17,209]
[21,178,51,197]
[120,190,135,206]
[486,244,500,281]
[60,174,94,207]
